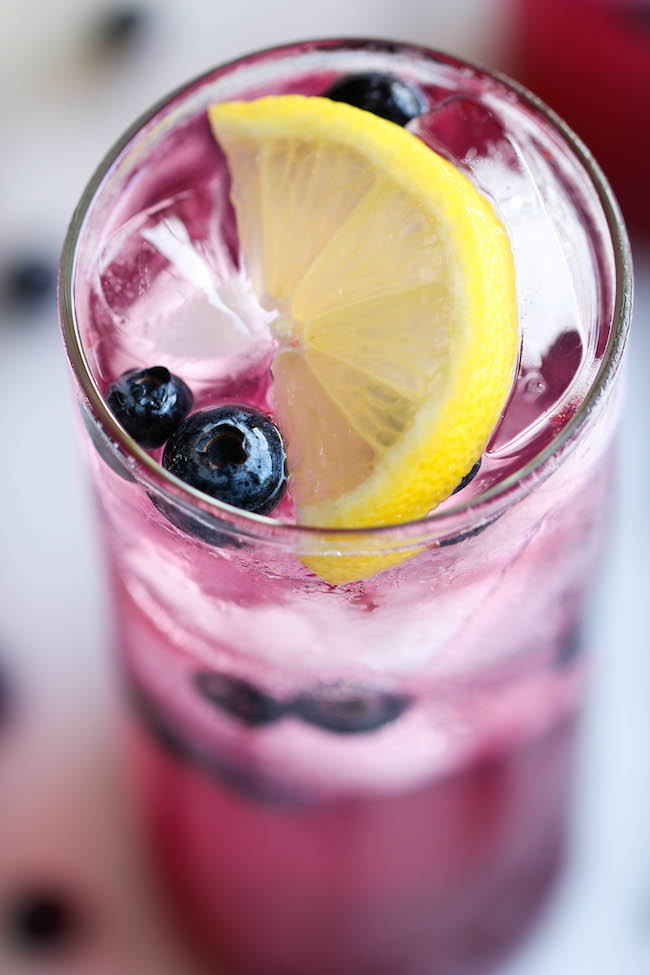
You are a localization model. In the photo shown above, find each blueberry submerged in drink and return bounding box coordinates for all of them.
[322,72,426,125]
[291,683,411,734]
[59,39,631,975]
[162,406,287,515]
[194,671,284,726]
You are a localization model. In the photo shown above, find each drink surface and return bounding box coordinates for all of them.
[78,52,613,517]
[64,42,625,975]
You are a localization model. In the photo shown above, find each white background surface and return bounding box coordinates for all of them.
[0,2,649,973]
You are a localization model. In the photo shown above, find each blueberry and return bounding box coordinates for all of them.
[2,257,54,309]
[194,671,284,727]
[94,6,147,51]
[323,73,426,126]
[128,677,303,805]
[106,366,193,449]
[452,459,481,495]
[5,891,79,954]
[291,683,411,734]
[162,406,287,516]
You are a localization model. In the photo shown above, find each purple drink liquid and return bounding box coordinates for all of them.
[60,41,630,975]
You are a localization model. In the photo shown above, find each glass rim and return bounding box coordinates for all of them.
[58,36,632,549]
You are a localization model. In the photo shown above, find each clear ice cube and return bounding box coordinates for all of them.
[93,187,275,389]
[412,97,589,461]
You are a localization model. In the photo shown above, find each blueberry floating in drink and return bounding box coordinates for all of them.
[162,406,287,515]
[106,366,193,448]
[194,671,284,727]
[323,72,426,126]
[129,677,300,804]
[290,683,411,734]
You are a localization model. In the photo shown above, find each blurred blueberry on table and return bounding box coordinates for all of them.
[2,257,54,312]
[323,73,426,126]
[5,891,80,955]
[93,6,148,52]
[0,664,11,726]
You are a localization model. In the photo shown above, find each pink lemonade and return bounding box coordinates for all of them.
[59,41,631,975]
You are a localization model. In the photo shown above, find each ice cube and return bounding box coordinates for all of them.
[409,96,518,170]
[92,190,275,387]
[413,96,587,459]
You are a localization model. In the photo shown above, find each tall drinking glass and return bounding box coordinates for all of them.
[58,40,632,975]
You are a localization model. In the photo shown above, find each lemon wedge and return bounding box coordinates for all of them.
[209,96,518,581]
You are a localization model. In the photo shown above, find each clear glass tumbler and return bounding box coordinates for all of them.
[58,40,632,975]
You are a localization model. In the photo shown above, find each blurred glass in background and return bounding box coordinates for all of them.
[506,0,650,237]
